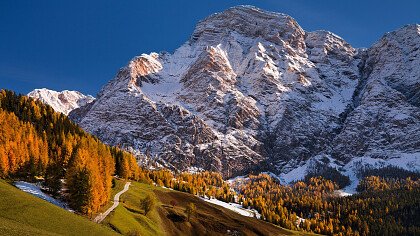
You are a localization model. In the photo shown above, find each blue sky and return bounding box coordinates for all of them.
[1,0,419,96]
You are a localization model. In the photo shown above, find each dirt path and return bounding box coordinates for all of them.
[94,181,131,223]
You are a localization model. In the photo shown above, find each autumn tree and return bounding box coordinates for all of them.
[140,194,155,216]
[184,202,196,222]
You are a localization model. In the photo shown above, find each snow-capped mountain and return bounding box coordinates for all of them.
[28,88,95,115]
[69,6,420,180]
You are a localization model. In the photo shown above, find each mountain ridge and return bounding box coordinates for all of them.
[34,6,419,186]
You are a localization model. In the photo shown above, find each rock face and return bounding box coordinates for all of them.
[332,24,420,162]
[70,6,420,178]
[28,88,95,115]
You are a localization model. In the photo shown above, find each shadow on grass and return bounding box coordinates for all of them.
[108,223,122,234]
[166,212,186,223]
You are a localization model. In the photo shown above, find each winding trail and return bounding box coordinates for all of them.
[94,181,131,223]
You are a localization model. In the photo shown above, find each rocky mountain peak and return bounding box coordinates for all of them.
[68,6,419,185]
[96,52,163,99]
[382,24,419,41]
[305,30,357,63]
[28,88,95,115]
[129,53,163,80]
[191,5,305,52]
[362,23,420,107]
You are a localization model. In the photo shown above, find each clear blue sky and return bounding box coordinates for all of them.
[1,0,419,96]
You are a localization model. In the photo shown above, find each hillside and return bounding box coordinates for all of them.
[102,179,311,236]
[0,175,312,236]
[101,169,420,235]
[0,179,118,236]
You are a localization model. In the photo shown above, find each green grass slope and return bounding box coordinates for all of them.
[0,179,119,236]
[104,181,164,236]
[103,180,313,236]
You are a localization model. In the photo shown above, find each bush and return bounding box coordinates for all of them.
[140,194,155,215]
[184,202,196,222]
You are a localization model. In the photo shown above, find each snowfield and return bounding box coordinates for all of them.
[201,196,261,219]
[14,181,70,210]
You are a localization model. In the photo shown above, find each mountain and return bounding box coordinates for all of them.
[28,88,95,115]
[69,6,420,182]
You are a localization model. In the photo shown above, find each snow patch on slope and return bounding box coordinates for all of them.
[14,181,70,210]
[201,196,261,219]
